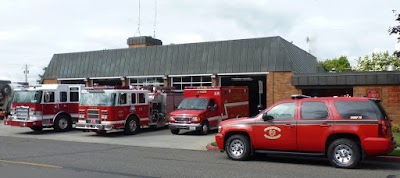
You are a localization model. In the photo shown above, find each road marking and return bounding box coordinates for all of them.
[0,159,62,169]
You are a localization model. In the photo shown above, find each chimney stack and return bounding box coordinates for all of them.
[127,36,162,48]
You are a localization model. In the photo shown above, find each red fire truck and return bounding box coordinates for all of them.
[168,86,249,135]
[5,84,83,132]
[75,87,183,134]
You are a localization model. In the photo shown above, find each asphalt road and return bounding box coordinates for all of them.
[0,123,215,151]
[0,123,399,178]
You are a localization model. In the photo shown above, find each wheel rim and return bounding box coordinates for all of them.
[229,139,245,157]
[129,120,137,131]
[333,144,353,165]
[202,124,208,133]
[58,118,68,130]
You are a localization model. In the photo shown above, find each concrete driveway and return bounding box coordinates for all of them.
[0,122,216,151]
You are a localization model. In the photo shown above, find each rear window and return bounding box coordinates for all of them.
[301,102,329,120]
[334,101,381,120]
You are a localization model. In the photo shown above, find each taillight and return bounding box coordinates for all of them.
[378,120,388,137]
[79,110,85,120]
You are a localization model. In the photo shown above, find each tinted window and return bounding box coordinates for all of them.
[44,91,55,103]
[138,93,146,104]
[70,92,79,102]
[119,93,127,104]
[301,102,328,120]
[334,101,377,119]
[131,93,136,104]
[60,92,67,102]
[266,102,295,120]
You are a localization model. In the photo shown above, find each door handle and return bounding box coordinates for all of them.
[320,123,331,127]
[285,124,294,128]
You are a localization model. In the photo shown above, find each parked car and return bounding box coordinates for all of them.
[215,95,396,168]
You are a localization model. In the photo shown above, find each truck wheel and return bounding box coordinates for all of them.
[124,116,140,135]
[30,126,43,132]
[53,115,72,132]
[225,134,251,161]
[170,129,179,135]
[327,138,361,168]
[200,121,209,135]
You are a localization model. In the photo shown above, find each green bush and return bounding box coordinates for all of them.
[392,124,400,133]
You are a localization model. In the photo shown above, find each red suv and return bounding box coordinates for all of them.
[215,95,396,168]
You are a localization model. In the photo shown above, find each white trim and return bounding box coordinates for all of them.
[169,74,212,77]
[140,118,149,121]
[57,78,86,81]
[101,120,126,124]
[217,72,269,76]
[126,75,165,79]
[90,76,123,80]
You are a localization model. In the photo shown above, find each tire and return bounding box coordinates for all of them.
[200,121,209,135]
[30,126,43,132]
[170,129,179,135]
[53,115,72,132]
[225,134,251,161]
[327,138,361,168]
[124,116,140,135]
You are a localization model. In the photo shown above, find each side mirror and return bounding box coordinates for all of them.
[262,113,274,121]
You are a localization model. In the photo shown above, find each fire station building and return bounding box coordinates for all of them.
[42,36,400,124]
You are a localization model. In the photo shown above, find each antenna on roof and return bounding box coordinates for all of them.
[153,0,157,38]
[134,0,142,37]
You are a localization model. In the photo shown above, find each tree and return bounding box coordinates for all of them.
[319,56,351,72]
[37,67,47,84]
[389,10,400,57]
[354,51,400,71]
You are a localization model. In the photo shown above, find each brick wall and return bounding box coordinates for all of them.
[354,86,400,125]
[42,79,58,84]
[267,72,301,106]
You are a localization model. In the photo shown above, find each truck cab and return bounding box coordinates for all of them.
[168,86,249,135]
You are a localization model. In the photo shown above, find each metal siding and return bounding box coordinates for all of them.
[308,76,318,85]
[181,44,190,74]
[44,56,56,78]
[143,47,154,75]
[174,45,184,75]
[206,42,216,74]
[232,40,242,73]
[59,54,68,78]
[337,76,346,85]
[292,76,299,85]
[275,39,285,71]
[345,75,356,85]
[253,39,263,72]
[355,75,366,85]
[327,76,337,85]
[120,49,129,76]
[138,48,147,76]
[171,45,181,75]
[366,74,377,85]
[212,42,222,74]
[318,76,327,85]
[268,38,278,71]
[165,46,173,75]
[260,39,271,72]
[158,46,168,75]
[387,74,398,84]
[220,41,234,73]
[200,43,208,74]
[299,76,308,85]
[100,50,110,77]
[193,43,203,74]
[78,52,88,78]
[154,46,163,75]
[377,74,387,85]
[238,39,249,73]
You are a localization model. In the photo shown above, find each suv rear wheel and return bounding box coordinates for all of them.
[225,135,251,161]
[327,138,361,168]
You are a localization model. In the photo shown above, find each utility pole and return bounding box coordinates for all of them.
[23,64,29,84]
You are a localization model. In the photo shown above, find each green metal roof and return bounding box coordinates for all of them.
[43,36,317,79]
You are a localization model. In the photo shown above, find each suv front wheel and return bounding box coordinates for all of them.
[327,138,361,168]
[225,135,251,161]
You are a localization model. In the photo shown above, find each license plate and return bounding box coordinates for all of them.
[189,126,196,131]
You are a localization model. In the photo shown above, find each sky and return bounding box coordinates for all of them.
[1,0,399,84]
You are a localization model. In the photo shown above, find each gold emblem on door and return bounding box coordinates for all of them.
[264,126,281,139]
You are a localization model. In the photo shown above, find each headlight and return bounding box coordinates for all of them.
[101,115,108,119]
[218,126,222,133]
[191,116,200,122]
[169,117,175,121]
[10,109,15,115]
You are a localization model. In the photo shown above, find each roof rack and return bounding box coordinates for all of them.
[291,94,310,99]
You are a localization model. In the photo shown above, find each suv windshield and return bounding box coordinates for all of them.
[12,91,42,103]
[80,93,116,106]
[177,98,208,110]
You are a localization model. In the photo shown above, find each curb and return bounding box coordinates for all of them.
[206,144,221,151]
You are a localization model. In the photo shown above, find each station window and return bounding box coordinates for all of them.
[171,76,212,91]
[130,77,164,87]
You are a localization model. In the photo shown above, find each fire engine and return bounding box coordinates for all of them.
[5,84,83,132]
[75,86,183,134]
[168,86,249,135]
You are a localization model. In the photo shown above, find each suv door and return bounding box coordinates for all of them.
[297,100,333,153]
[253,102,297,151]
